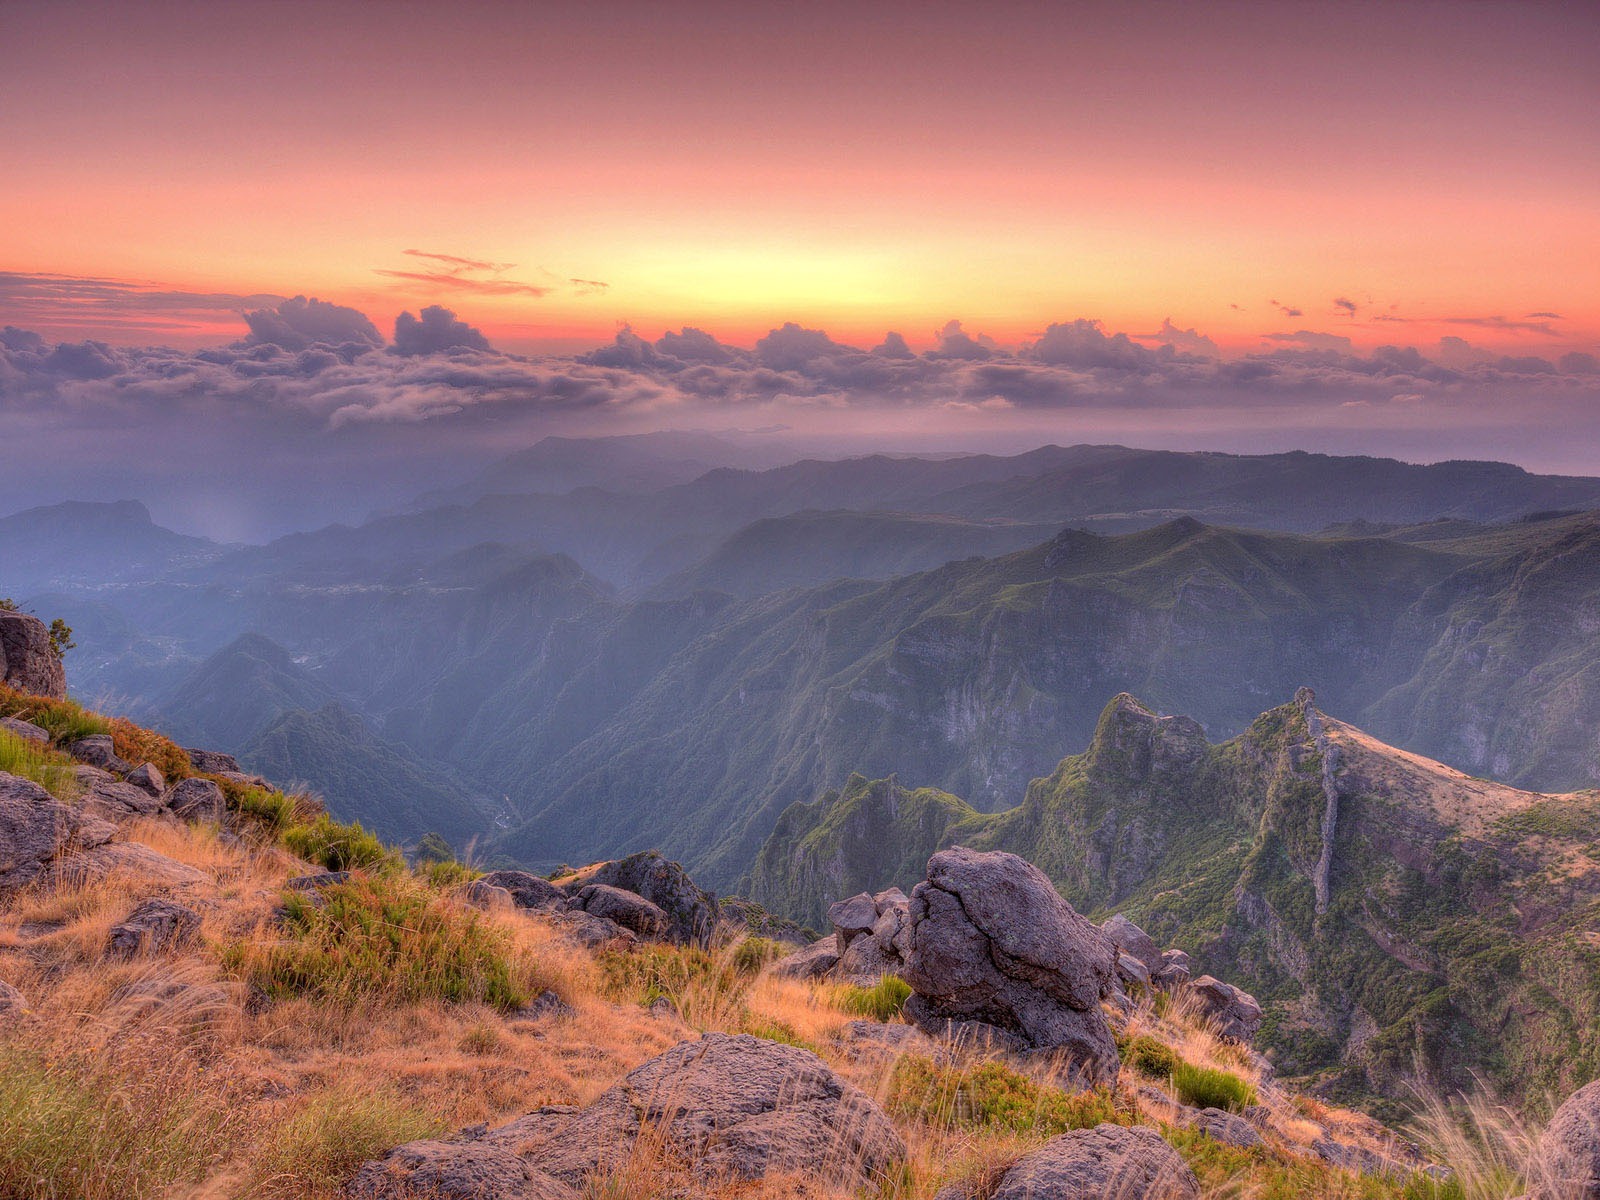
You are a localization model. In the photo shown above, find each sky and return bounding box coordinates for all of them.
[2,0,1599,538]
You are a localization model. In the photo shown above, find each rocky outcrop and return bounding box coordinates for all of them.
[107,898,201,958]
[1190,1107,1263,1149]
[769,933,840,980]
[566,884,669,940]
[0,612,65,699]
[76,766,167,819]
[66,734,130,773]
[166,777,226,823]
[125,762,165,797]
[185,748,240,774]
[1299,687,1343,916]
[557,851,719,946]
[901,847,1119,1083]
[936,1124,1199,1200]
[1188,975,1263,1045]
[477,870,564,911]
[351,1033,905,1195]
[1103,913,1163,973]
[1533,1079,1600,1200]
[0,716,47,744]
[830,887,911,984]
[1,770,115,892]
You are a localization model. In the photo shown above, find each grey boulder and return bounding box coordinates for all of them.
[107,898,202,958]
[558,851,720,946]
[566,884,670,941]
[125,762,165,797]
[166,777,227,823]
[477,870,564,911]
[76,766,167,818]
[1533,1079,1600,1200]
[1103,913,1163,973]
[1191,1107,1263,1149]
[0,716,48,744]
[0,612,66,699]
[185,748,240,774]
[1,770,116,892]
[1188,975,1263,1044]
[937,1124,1199,1200]
[350,1138,578,1200]
[769,933,840,980]
[0,979,25,1015]
[66,734,131,774]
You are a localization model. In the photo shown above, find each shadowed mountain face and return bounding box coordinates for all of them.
[747,690,1600,1115]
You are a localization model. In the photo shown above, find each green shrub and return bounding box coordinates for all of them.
[1172,1061,1257,1111]
[1124,1034,1182,1079]
[282,813,398,872]
[422,858,481,888]
[0,729,78,799]
[227,785,308,836]
[731,935,783,975]
[740,1017,821,1054]
[888,1056,1128,1135]
[248,1082,442,1199]
[833,975,913,1022]
[227,873,541,1010]
[0,683,109,744]
[0,1042,235,1199]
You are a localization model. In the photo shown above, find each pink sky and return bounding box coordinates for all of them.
[2,0,1597,357]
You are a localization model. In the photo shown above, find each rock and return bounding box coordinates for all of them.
[1533,1079,1600,1200]
[551,909,638,949]
[477,869,564,911]
[0,716,48,744]
[836,932,904,985]
[166,777,226,823]
[769,933,840,980]
[75,765,167,818]
[832,1019,950,1066]
[107,898,201,957]
[558,851,720,946]
[566,883,670,940]
[286,871,351,892]
[0,979,25,1015]
[516,989,575,1021]
[66,734,131,773]
[963,1124,1201,1200]
[1188,975,1263,1044]
[829,891,879,952]
[50,841,207,888]
[1,770,114,892]
[0,612,66,699]
[1154,949,1192,989]
[460,880,513,910]
[1118,952,1153,990]
[1103,913,1163,973]
[349,1139,579,1200]
[1191,1107,1263,1149]
[901,846,1120,1084]
[1312,1137,1404,1178]
[185,748,239,774]
[125,762,165,797]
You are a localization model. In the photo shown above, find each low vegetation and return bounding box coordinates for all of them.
[0,727,78,799]
[1171,1061,1259,1112]
[834,974,913,1021]
[887,1055,1129,1136]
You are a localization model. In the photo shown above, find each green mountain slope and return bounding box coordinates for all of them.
[748,690,1600,1116]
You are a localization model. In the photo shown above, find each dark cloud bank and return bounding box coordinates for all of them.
[2,297,1597,540]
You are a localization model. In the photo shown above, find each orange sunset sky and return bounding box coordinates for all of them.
[3,0,1596,358]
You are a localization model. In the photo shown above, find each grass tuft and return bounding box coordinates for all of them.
[247,1082,443,1200]
[282,813,398,872]
[0,728,79,799]
[832,975,913,1022]
[887,1055,1129,1136]
[1171,1061,1258,1111]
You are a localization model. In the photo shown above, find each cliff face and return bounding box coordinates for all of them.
[749,690,1600,1114]
[0,613,65,700]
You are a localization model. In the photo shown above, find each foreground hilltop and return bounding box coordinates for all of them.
[749,689,1600,1115]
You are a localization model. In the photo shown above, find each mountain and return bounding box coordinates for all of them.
[747,689,1600,1113]
[155,633,336,750]
[0,499,224,593]
[241,702,490,844]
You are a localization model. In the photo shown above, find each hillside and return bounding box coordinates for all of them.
[748,690,1600,1113]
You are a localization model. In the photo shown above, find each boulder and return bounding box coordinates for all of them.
[566,884,670,940]
[477,869,564,911]
[1,770,115,892]
[1533,1079,1600,1200]
[357,1033,905,1194]
[350,1138,579,1200]
[0,612,66,699]
[900,846,1120,1083]
[1312,1137,1404,1179]
[1117,952,1153,990]
[66,734,131,774]
[829,891,879,952]
[0,979,25,1015]
[460,880,514,911]
[0,716,48,744]
[125,762,165,797]
[1103,913,1163,973]
[937,1124,1199,1200]
[831,1019,950,1066]
[75,766,167,818]
[107,898,201,958]
[769,933,840,980]
[822,887,912,985]
[166,777,226,823]
[558,851,719,946]
[1154,949,1192,989]
[551,909,638,949]
[185,748,240,774]
[1188,976,1263,1044]
[50,841,207,889]
[1191,1107,1263,1149]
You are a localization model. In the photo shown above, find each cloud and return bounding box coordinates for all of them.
[1154,318,1220,357]
[1270,299,1303,319]
[1442,314,1561,336]
[1028,319,1167,370]
[241,296,384,351]
[373,269,553,297]
[872,332,915,359]
[1333,297,1359,317]
[655,327,740,364]
[392,305,493,356]
[929,320,995,361]
[754,322,857,370]
[403,249,514,274]
[569,278,610,295]
[1261,330,1355,353]
[1526,311,1563,320]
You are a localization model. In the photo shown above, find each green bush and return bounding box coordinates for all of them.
[1124,1034,1181,1079]
[731,935,783,975]
[228,873,541,1010]
[888,1056,1128,1135]
[833,975,912,1022]
[1172,1061,1257,1111]
[282,814,397,872]
[0,683,109,744]
[422,858,481,888]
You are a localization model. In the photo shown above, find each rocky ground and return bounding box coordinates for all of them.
[2,612,1598,1199]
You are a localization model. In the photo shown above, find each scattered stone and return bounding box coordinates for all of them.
[557,851,720,946]
[125,762,165,797]
[832,1019,950,1066]
[1154,949,1192,989]
[66,734,131,773]
[552,909,638,949]
[185,748,240,774]
[769,933,840,980]
[166,777,226,823]
[1188,975,1263,1044]
[0,979,25,1015]
[829,891,879,952]
[1117,952,1153,990]
[478,869,565,911]
[937,1124,1200,1200]
[901,846,1120,1084]
[0,612,66,699]
[516,990,576,1021]
[0,716,48,744]
[1191,1107,1263,1149]
[75,765,167,818]
[649,995,676,1018]
[1,770,115,892]
[566,883,670,940]
[286,871,351,892]
[1532,1079,1600,1200]
[1103,913,1163,973]
[107,898,201,958]
[1312,1137,1404,1178]
[350,1139,578,1200]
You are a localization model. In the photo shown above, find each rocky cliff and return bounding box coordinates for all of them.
[0,612,64,699]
